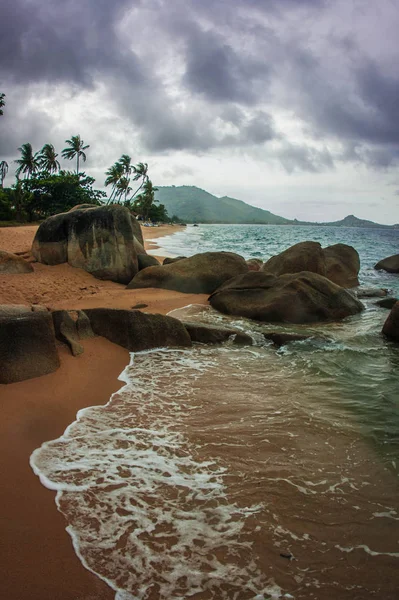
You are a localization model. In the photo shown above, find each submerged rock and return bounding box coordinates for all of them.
[374,254,399,273]
[382,301,399,341]
[182,322,253,345]
[356,287,389,298]
[375,297,398,309]
[82,308,192,351]
[209,271,364,324]
[0,250,33,274]
[127,251,248,294]
[0,306,60,383]
[262,241,360,288]
[263,332,313,347]
[32,204,144,284]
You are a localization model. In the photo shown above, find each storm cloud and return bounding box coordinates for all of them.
[1,0,399,221]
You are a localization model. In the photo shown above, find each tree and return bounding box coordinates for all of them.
[133,179,158,220]
[130,162,148,199]
[23,171,105,219]
[39,143,60,174]
[15,143,40,179]
[61,135,89,173]
[105,162,124,202]
[0,161,8,188]
[116,176,132,202]
[0,93,5,116]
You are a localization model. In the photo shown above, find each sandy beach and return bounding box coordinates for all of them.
[0,223,207,600]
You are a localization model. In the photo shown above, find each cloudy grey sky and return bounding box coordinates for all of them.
[1,0,399,223]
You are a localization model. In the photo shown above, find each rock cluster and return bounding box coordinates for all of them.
[262,241,360,288]
[209,271,363,324]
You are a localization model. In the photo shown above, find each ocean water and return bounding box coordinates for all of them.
[31,225,399,599]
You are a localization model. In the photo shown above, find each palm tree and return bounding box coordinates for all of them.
[39,143,60,174]
[134,178,158,220]
[105,162,124,203]
[115,176,132,203]
[0,93,5,116]
[15,143,40,179]
[119,154,132,178]
[129,162,148,200]
[61,135,89,173]
[0,160,8,187]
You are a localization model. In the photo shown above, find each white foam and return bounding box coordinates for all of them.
[336,544,399,558]
[30,348,288,599]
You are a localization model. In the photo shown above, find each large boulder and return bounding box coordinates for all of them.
[32,204,144,284]
[209,271,364,324]
[262,241,325,277]
[82,308,192,351]
[0,306,60,383]
[323,244,360,288]
[127,252,248,294]
[375,254,399,273]
[262,241,360,288]
[382,302,399,341]
[0,250,33,274]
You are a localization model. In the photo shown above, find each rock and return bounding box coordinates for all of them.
[0,250,34,274]
[263,332,313,347]
[52,310,84,356]
[76,310,95,338]
[382,302,399,341]
[32,204,144,284]
[323,244,360,287]
[163,256,187,265]
[131,303,148,309]
[0,307,60,383]
[82,308,192,351]
[375,297,398,309]
[127,252,248,294]
[375,254,399,273]
[356,287,389,298]
[262,241,326,278]
[246,258,263,271]
[138,254,161,270]
[0,304,46,316]
[182,322,253,345]
[262,241,360,288]
[209,271,364,324]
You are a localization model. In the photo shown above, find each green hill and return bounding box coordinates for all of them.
[154,185,291,224]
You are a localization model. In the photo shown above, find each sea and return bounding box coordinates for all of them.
[31,224,399,600]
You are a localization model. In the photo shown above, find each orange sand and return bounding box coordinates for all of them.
[0,223,206,600]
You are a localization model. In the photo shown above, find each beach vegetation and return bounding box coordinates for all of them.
[39,143,61,174]
[23,171,105,219]
[61,135,90,174]
[15,143,41,180]
[0,92,5,116]
[131,179,159,221]
[0,161,8,188]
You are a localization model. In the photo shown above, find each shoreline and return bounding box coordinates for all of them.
[0,223,205,600]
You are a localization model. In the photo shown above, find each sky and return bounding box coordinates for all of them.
[1,0,399,224]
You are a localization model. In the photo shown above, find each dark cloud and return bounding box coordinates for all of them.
[0,0,143,86]
[278,142,334,173]
[1,0,399,176]
[182,26,271,105]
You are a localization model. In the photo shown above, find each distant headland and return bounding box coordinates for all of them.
[155,185,398,229]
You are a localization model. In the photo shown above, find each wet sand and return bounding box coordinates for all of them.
[0,223,206,600]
